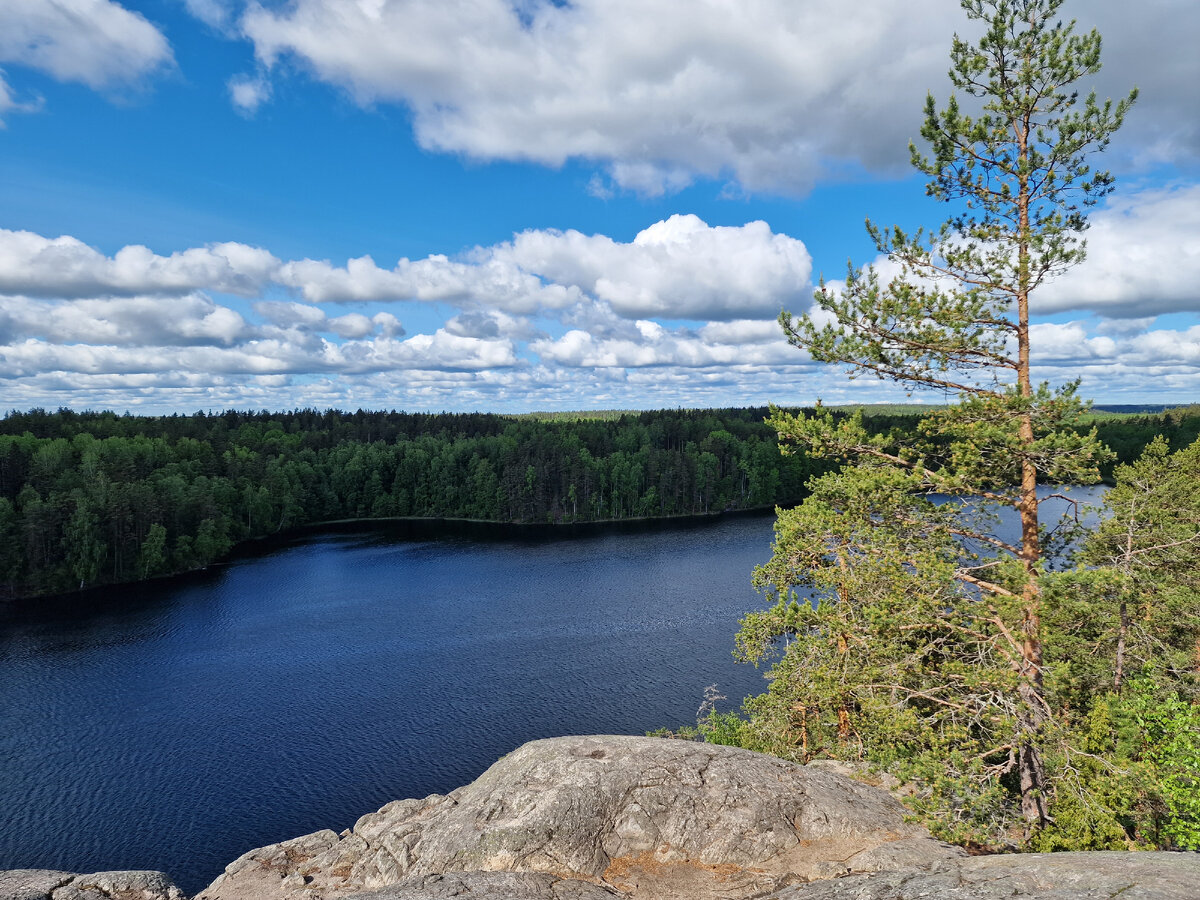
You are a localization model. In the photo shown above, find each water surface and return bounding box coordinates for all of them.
[0,486,1105,893]
[0,515,777,893]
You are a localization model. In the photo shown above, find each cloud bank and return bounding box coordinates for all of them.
[3,189,1199,412]
[2,1,1192,199]
[226,0,1197,195]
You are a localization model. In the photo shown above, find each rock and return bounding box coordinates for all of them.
[0,870,185,900]
[0,871,74,900]
[346,872,626,899]
[197,735,960,900]
[764,850,1200,900]
[8,737,1198,900]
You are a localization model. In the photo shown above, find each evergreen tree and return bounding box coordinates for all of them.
[743,0,1136,836]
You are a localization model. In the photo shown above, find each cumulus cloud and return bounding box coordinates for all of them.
[252,300,326,329]
[499,215,811,321]
[0,230,281,298]
[267,216,810,321]
[233,0,946,194]
[531,318,799,369]
[699,319,787,345]
[275,253,583,312]
[225,0,1196,195]
[816,186,1200,321]
[1029,322,1118,363]
[0,330,517,379]
[0,0,173,90]
[326,313,374,339]
[3,210,1198,412]
[372,312,406,338]
[0,217,808,324]
[1038,185,1200,317]
[0,294,248,346]
[444,310,539,341]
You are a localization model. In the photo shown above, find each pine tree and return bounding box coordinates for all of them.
[744,0,1136,836]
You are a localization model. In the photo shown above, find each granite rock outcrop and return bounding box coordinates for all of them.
[7,736,1199,900]
[198,735,959,900]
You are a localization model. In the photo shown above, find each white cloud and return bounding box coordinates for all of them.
[372,312,406,338]
[444,310,539,341]
[252,300,326,329]
[1029,322,1118,362]
[0,230,281,298]
[0,218,808,324]
[817,186,1200,321]
[269,216,810,322]
[699,320,785,346]
[228,71,272,115]
[228,0,1196,195]
[327,313,374,339]
[185,0,232,29]
[0,294,248,346]
[531,319,799,369]
[234,0,948,194]
[1124,326,1200,367]
[0,330,517,378]
[3,211,1198,412]
[275,253,582,312]
[1038,185,1200,316]
[0,0,173,90]
[500,215,812,321]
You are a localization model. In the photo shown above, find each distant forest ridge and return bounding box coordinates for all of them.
[0,404,1197,601]
[506,403,1196,420]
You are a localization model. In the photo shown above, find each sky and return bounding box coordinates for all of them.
[0,0,1198,415]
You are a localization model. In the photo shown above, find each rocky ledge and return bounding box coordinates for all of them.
[5,736,1198,900]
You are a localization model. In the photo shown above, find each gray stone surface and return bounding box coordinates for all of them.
[13,737,1193,900]
[0,870,184,900]
[765,851,1200,900]
[347,872,625,899]
[197,735,960,900]
[0,871,75,900]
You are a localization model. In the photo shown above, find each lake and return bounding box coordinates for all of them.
[0,513,779,893]
[0,486,1106,893]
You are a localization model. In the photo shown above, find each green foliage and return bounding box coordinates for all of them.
[138,523,169,579]
[1128,684,1200,849]
[0,406,815,600]
[721,436,1200,851]
[708,0,1186,851]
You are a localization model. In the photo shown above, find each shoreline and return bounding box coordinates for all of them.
[3,505,780,605]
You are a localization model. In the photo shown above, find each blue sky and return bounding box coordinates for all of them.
[1,0,1197,414]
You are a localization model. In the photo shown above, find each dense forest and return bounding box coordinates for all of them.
[0,406,815,600]
[1,405,1196,601]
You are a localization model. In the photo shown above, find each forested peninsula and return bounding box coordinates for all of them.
[1,404,1197,602]
[0,406,810,600]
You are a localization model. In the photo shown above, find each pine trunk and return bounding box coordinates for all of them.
[1015,109,1049,830]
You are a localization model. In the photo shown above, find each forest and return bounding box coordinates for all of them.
[0,406,813,600]
[0,404,1196,601]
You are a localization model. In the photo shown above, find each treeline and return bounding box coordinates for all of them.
[1086,405,1200,478]
[831,405,1200,482]
[0,407,814,600]
[2,404,1196,601]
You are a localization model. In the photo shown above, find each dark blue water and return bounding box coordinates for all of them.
[0,515,778,893]
[0,487,1106,893]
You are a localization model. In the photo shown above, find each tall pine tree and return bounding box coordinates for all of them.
[744,0,1136,836]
